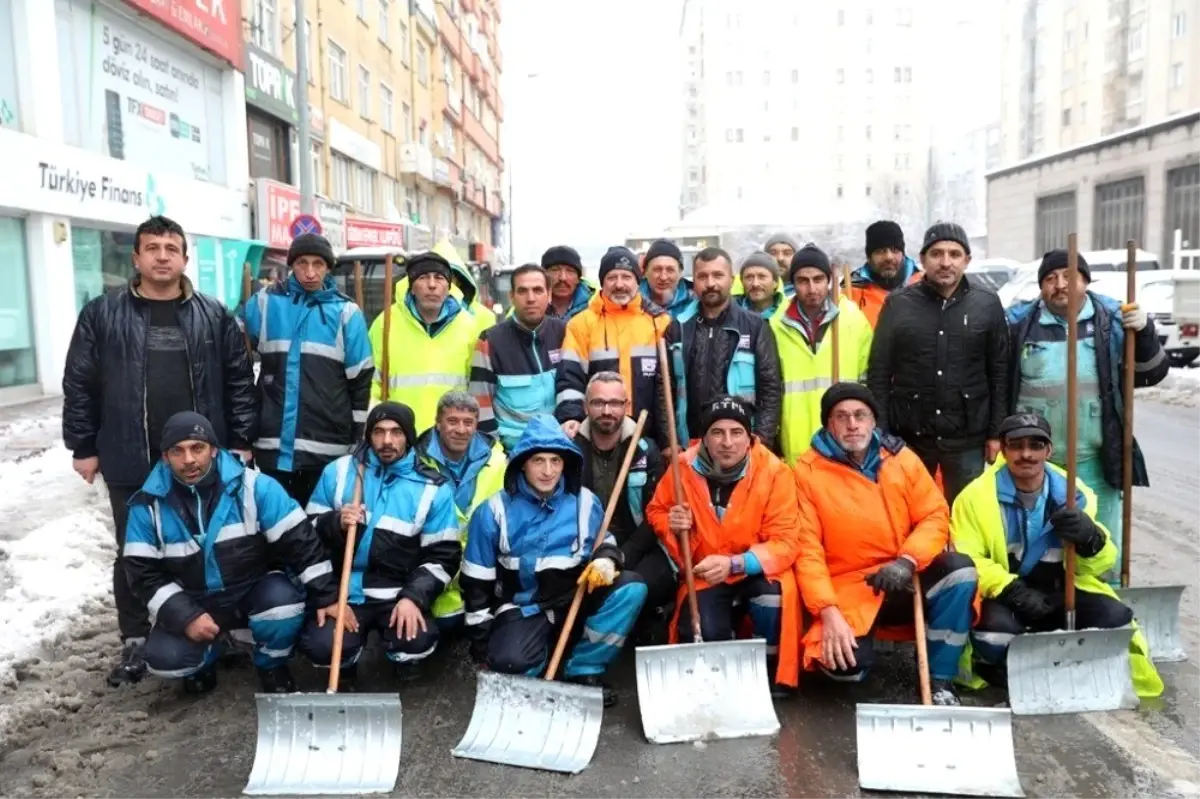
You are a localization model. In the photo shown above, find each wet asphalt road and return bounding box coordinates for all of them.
[0,397,1196,798]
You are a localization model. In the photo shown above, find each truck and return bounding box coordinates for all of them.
[1171,270,1200,367]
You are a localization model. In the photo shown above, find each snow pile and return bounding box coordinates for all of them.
[1137,367,1200,408]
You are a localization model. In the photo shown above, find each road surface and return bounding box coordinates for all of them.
[0,395,1196,798]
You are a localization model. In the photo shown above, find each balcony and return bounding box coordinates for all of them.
[436,5,462,59]
[432,157,453,187]
[443,86,462,121]
[398,142,434,182]
[463,108,499,164]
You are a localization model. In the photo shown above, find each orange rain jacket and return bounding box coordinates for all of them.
[792,438,951,672]
[647,440,804,686]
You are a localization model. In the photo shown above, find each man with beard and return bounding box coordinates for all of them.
[763,232,800,280]
[555,246,676,444]
[661,247,782,454]
[639,239,699,322]
[735,251,788,319]
[771,244,873,465]
[1005,250,1168,582]
[471,264,566,452]
[846,220,922,328]
[867,222,1010,505]
[542,245,595,321]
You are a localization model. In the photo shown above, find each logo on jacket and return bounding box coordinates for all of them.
[738,334,751,349]
[641,359,657,376]
[548,348,562,364]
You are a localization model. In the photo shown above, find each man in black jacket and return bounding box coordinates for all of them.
[661,247,783,453]
[867,222,1009,504]
[62,215,258,687]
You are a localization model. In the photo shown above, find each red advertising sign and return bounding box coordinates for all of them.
[258,180,301,249]
[121,0,243,70]
[345,217,406,249]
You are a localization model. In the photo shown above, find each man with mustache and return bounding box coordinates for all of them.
[639,239,699,322]
[541,245,595,321]
[661,246,782,455]
[951,413,1162,699]
[846,220,922,328]
[1005,250,1168,584]
[763,232,799,279]
[735,251,788,319]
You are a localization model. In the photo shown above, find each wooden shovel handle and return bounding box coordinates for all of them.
[831,263,843,384]
[327,461,366,693]
[1120,240,1137,588]
[241,262,254,356]
[353,260,365,311]
[1064,234,1081,625]
[912,573,932,706]
[656,336,703,643]
[381,256,394,402]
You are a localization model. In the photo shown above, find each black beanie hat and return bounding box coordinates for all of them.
[919,222,972,257]
[1038,249,1092,284]
[598,246,641,283]
[541,245,583,276]
[865,221,906,257]
[161,411,218,452]
[405,252,452,284]
[820,383,881,427]
[740,251,780,280]
[287,233,336,269]
[644,239,684,269]
[699,395,754,436]
[788,244,832,284]
[364,401,417,449]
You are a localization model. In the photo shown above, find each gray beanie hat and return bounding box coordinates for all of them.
[740,251,780,279]
[763,232,800,252]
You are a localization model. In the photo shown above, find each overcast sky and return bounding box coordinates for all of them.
[500,0,682,265]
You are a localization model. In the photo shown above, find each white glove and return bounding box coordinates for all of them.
[591,557,617,583]
[1121,303,1147,332]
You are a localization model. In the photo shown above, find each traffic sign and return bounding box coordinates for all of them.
[289,213,323,238]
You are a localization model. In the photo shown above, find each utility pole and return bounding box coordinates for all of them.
[295,0,314,214]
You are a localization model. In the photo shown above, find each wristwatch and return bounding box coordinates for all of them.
[730,555,745,576]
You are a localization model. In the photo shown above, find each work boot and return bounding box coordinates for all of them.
[107,639,147,687]
[973,661,1008,690]
[930,680,961,706]
[337,664,358,693]
[567,675,617,708]
[257,665,296,694]
[392,660,425,684]
[182,667,218,695]
[770,683,795,700]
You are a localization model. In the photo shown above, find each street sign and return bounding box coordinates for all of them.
[289,213,322,238]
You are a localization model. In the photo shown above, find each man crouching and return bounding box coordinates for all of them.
[123,412,342,694]
[460,414,648,708]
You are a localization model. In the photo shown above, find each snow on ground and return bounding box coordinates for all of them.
[1137,366,1200,408]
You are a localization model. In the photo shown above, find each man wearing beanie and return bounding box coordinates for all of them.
[369,250,480,432]
[299,400,461,687]
[736,251,787,319]
[770,243,874,465]
[647,395,803,697]
[123,411,341,696]
[542,244,595,320]
[763,232,800,277]
[1005,249,1168,581]
[639,239,700,322]
[242,231,373,506]
[793,384,978,705]
[847,220,922,328]
[556,246,676,444]
[867,220,1010,504]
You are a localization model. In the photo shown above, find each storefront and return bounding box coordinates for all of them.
[244,42,297,183]
[252,178,349,278]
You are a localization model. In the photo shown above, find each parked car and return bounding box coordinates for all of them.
[1089,270,1197,367]
[998,249,1162,309]
[967,258,1022,291]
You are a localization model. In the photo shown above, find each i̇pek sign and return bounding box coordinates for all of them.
[254,178,348,251]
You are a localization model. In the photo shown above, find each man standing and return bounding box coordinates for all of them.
[63,215,257,688]
[640,239,699,322]
[1006,250,1168,580]
[846,220,921,328]
[663,247,782,453]
[370,251,479,433]
[242,233,374,505]
[771,244,873,465]
[867,222,1010,504]
[301,402,460,686]
[735,251,787,319]
[123,412,339,695]
[470,264,566,452]
[763,232,799,278]
[542,245,595,321]
[555,246,676,444]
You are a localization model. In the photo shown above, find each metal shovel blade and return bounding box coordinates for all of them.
[1006,625,1138,715]
[243,692,402,795]
[450,670,603,774]
[635,639,779,744]
[1118,584,1188,662]
[856,703,1023,797]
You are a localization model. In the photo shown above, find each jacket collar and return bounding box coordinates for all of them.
[130,274,196,303]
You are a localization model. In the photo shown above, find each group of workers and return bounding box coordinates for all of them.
[62,213,1167,708]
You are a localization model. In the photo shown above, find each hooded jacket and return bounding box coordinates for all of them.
[548,280,598,322]
[846,256,922,328]
[432,240,497,335]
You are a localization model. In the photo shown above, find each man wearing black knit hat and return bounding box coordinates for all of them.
[866,221,1010,505]
[1005,249,1168,582]
[639,239,699,322]
[541,245,595,320]
[847,220,922,328]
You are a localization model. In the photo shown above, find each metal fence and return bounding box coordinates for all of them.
[1035,191,1076,256]
[1093,176,1145,250]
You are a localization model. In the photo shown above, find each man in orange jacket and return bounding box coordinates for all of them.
[845,220,921,328]
[794,383,978,705]
[647,396,803,696]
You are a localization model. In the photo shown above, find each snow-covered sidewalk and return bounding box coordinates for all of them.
[1136,366,1200,408]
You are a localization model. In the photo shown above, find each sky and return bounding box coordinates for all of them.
[499,0,683,265]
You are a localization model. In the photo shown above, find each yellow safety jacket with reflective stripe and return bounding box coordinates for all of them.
[950,457,1164,698]
[368,279,477,432]
[770,296,873,466]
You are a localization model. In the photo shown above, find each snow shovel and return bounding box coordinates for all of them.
[634,338,779,745]
[451,410,650,774]
[1007,235,1138,716]
[244,461,403,796]
[857,574,1023,797]
[1113,242,1187,662]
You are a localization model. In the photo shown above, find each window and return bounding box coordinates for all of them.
[903,66,911,82]
[380,84,394,133]
[442,49,454,84]
[791,69,799,83]
[837,125,844,142]
[893,124,901,141]
[328,41,348,103]
[399,19,410,64]
[332,155,351,202]
[837,68,844,83]
[894,67,902,83]
[1063,69,1073,88]
[442,118,455,155]
[309,141,323,195]
[865,10,873,24]
[865,68,873,83]
[1127,21,1145,60]
[1094,177,1145,249]
[734,71,743,86]
[865,184,872,197]
[725,128,733,143]
[893,184,901,198]
[1171,63,1185,88]
[866,155,872,168]
[726,71,734,87]
[402,102,411,140]
[791,126,799,141]
[896,7,912,26]
[378,0,389,44]
[1064,29,1073,50]
[894,154,902,169]
[354,165,377,213]
[1173,12,1187,38]
[356,0,366,20]
[417,43,429,86]
[251,0,278,54]
[837,8,844,25]
[1080,101,1087,123]
[736,128,744,143]
[1062,107,1071,126]
[358,66,371,117]
[865,125,872,140]
[762,70,771,86]
[836,184,844,198]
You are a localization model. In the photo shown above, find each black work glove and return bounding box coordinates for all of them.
[864,557,916,596]
[997,579,1059,623]
[1049,507,1104,557]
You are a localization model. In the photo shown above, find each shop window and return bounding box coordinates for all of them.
[0,217,37,389]
[0,0,20,131]
[71,226,137,313]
